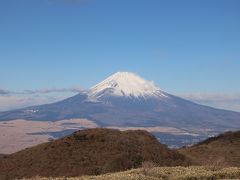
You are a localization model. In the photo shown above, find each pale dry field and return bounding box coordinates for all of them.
[0,118,98,154]
[0,119,199,154]
[107,126,199,136]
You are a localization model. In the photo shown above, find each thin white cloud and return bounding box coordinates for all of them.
[0,87,84,95]
[0,89,11,95]
[179,93,240,112]
[179,93,240,101]
[21,88,83,94]
[1,89,240,112]
[0,94,70,112]
[0,87,84,111]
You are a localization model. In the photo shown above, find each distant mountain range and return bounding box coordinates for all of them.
[0,72,240,149]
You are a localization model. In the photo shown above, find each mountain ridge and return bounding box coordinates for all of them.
[0,72,240,148]
[0,72,240,129]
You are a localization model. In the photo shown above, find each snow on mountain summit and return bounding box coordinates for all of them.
[89,72,166,99]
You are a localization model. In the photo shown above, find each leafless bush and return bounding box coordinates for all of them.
[205,156,229,171]
[141,161,157,176]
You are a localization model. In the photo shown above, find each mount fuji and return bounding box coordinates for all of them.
[0,72,240,149]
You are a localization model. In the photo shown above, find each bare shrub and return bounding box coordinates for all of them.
[205,156,229,171]
[141,161,157,176]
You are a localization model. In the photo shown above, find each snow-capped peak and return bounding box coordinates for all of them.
[88,72,166,99]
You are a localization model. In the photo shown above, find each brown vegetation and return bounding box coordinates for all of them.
[179,131,240,167]
[0,128,191,179]
[0,154,5,160]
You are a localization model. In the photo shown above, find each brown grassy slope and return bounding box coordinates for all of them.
[0,154,5,160]
[0,128,191,179]
[179,131,240,167]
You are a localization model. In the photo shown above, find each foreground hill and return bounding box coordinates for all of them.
[179,131,240,167]
[0,128,191,179]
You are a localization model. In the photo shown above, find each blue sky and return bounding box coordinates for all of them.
[0,0,240,111]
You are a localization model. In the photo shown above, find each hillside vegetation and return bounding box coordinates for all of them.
[0,128,191,179]
[21,166,240,180]
[1,129,240,180]
[179,131,240,167]
[0,154,5,159]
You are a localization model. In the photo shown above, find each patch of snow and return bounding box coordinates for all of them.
[88,72,167,99]
[24,109,39,113]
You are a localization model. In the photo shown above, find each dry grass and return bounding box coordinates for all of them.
[20,166,240,180]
